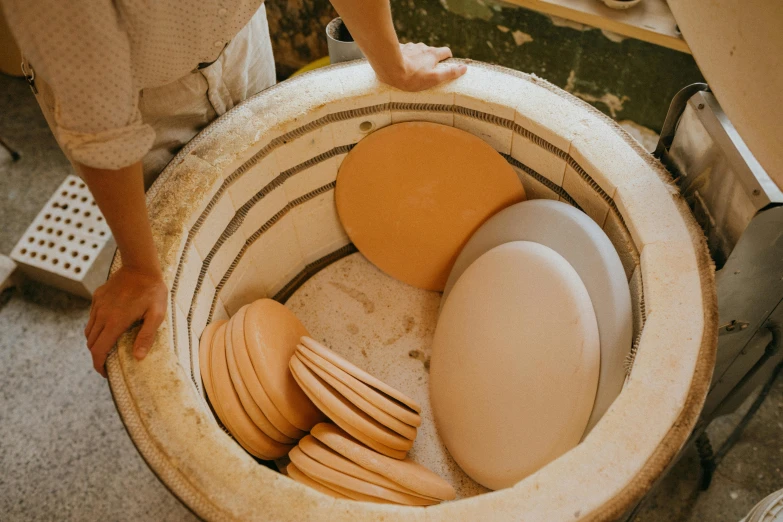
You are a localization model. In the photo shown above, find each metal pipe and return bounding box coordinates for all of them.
[326,18,364,64]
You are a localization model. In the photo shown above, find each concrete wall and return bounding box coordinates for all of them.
[265,0,704,132]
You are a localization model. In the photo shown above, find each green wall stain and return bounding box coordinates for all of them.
[437,0,496,21]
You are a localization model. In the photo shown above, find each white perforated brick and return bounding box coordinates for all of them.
[10,175,116,298]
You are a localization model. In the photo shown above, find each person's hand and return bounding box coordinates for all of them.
[84,265,168,377]
[377,42,467,92]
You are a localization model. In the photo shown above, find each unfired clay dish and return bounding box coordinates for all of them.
[199,320,226,405]
[225,310,297,444]
[442,199,633,433]
[335,121,525,291]
[289,355,413,453]
[299,435,434,498]
[312,423,456,501]
[296,344,422,427]
[296,349,418,440]
[289,446,438,506]
[290,378,407,460]
[301,336,422,414]
[295,469,388,504]
[244,299,324,431]
[286,463,348,499]
[431,241,600,490]
[231,304,306,440]
[203,324,250,451]
[210,323,294,460]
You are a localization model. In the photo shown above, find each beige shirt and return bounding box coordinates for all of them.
[2,0,266,170]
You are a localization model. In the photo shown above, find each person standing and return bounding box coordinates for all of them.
[1,0,467,376]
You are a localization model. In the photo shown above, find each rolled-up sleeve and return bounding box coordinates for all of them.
[2,0,155,169]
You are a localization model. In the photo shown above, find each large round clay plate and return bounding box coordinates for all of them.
[442,199,633,433]
[243,299,324,431]
[431,241,600,490]
[335,121,525,291]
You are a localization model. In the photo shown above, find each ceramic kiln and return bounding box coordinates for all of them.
[106,60,717,520]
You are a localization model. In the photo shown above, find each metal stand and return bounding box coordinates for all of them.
[623,83,783,520]
[654,85,783,426]
[697,358,783,491]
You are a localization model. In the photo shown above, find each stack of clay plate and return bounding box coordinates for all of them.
[289,337,422,460]
[287,423,455,505]
[441,200,634,436]
[199,299,325,459]
[430,199,633,490]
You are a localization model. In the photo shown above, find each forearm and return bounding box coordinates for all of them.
[328,0,404,82]
[77,161,160,275]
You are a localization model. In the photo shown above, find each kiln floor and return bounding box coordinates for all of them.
[286,252,490,499]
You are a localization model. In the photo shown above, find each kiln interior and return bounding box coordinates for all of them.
[172,81,644,495]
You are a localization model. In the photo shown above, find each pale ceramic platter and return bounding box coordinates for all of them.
[431,241,600,489]
[442,199,633,433]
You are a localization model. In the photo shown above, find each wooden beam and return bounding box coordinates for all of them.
[503,0,690,54]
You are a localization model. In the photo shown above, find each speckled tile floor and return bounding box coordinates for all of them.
[1,72,780,521]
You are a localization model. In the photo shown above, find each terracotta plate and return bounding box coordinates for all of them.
[199,320,226,406]
[292,463,388,504]
[210,323,294,460]
[335,121,525,291]
[226,312,297,444]
[289,357,409,460]
[289,447,438,506]
[296,346,418,440]
[231,304,306,440]
[244,299,324,431]
[296,344,421,427]
[300,336,422,414]
[286,463,348,499]
[298,435,434,498]
[311,423,456,501]
[290,354,413,452]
